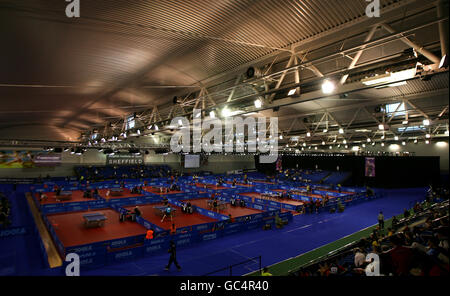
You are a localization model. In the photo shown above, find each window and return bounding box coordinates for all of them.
[385,102,406,117]
[125,115,135,130]
[397,125,425,133]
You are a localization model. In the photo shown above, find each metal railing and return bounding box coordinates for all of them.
[202,256,261,276]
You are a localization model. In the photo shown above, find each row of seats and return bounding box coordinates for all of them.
[290,193,449,276]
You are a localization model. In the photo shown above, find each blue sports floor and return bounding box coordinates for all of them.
[1,187,426,276]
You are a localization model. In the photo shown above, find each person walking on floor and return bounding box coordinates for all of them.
[378,211,385,229]
[165,241,181,271]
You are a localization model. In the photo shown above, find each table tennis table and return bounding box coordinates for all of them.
[153,206,176,218]
[261,192,282,200]
[56,191,72,201]
[83,212,107,228]
[110,188,124,196]
[207,200,228,211]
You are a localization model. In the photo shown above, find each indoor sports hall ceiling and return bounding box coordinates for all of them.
[0,0,448,150]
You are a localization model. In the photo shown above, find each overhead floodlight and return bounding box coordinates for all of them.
[367,138,371,142]
[338,128,344,134]
[306,132,311,137]
[323,129,328,133]
[414,139,418,143]
[279,134,283,140]
[322,80,335,94]
[322,141,325,145]
[288,89,296,96]
[425,140,430,144]
[343,139,347,144]
[362,67,417,87]
[423,119,430,126]
[209,111,215,118]
[439,54,448,69]
[402,120,408,125]
[394,136,399,141]
[378,124,385,130]
[381,142,385,147]
[154,124,159,131]
[254,99,262,108]
[426,133,431,138]
[402,141,406,146]
[222,107,231,117]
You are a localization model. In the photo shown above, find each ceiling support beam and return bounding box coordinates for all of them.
[437,0,449,57]
[380,23,441,64]
[340,25,379,84]
[268,54,295,103]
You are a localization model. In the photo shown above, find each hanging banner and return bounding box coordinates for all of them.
[365,157,376,177]
[106,154,144,165]
[276,156,282,172]
[0,151,61,168]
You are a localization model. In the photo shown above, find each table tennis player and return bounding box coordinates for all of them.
[161,206,173,222]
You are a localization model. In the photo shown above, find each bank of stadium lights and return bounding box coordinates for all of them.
[221,107,231,117]
[321,80,335,94]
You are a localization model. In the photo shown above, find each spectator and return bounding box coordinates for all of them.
[261,267,272,276]
[354,248,366,268]
[385,235,414,276]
